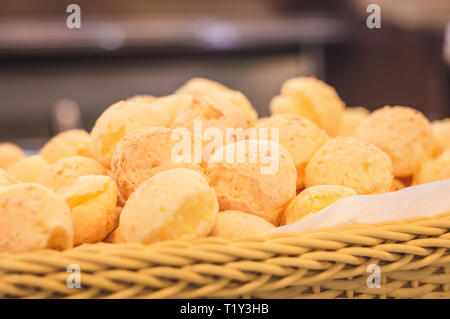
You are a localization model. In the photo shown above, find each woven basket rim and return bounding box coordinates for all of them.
[1,210,449,257]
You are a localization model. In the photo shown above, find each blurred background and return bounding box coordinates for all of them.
[0,0,449,151]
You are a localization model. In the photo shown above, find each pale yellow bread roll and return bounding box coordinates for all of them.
[210,210,275,239]
[431,118,450,156]
[0,143,25,169]
[112,126,203,200]
[171,95,251,145]
[40,129,93,163]
[38,156,107,192]
[305,137,393,194]
[119,168,218,244]
[176,77,229,96]
[355,106,434,177]
[337,107,370,136]
[176,77,258,123]
[282,185,356,225]
[59,175,118,246]
[205,91,258,125]
[0,168,21,187]
[413,150,450,185]
[255,114,329,189]
[0,183,73,253]
[90,99,171,168]
[205,140,297,225]
[148,94,194,124]
[270,77,345,136]
[7,155,49,183]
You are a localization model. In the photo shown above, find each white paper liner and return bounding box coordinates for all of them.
[266,179,450,235]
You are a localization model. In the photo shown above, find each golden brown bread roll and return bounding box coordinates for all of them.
[355,106,434,177]
[205,140,297,225]
[305,137,393,194]
[90,99,171,168]
[112,126,203,200]
[270,77,345,136]
[40,129,93,163]
[0,183,73,253]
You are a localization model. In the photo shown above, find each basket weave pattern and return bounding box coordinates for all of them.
[1,212,450,299]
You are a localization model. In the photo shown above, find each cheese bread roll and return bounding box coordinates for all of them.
[355,106,434,177]
[282,185,357,225]
[0,183,73,253]
[176,77,230,96]
[270,77,345,135]
[40,129,93,163]
[413,150,450,185]
[39,156,107,192]
[205,91,258,125]
[90,99,171,168]
[7,155,49,183]
[60,175,118,246]
[112,126,203,200]
[171,95,251,146]
[210,210,275,239]
[255,114,329,189]
[119,168,218,244]
[205,140,297,225]
[431,118,450,156]
[305,137,393,194]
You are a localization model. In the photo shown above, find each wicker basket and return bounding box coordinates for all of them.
[1,211,450,299]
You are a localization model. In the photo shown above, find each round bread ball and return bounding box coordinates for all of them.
[354,106,434,177]
[305,137,393,194]
[7,155,49,183]
[282,185,357,225]
[431,118,450,156]
[90,99,171,168]
[413,150,450,185]
[118,168,218,244]
[149,94,194,124]
[112,126,203,200]
[60,175,118,246]
[210,210,275,239]
[0,143,25,169]
[337,107,370,137]
[205,91,258,126]
[255,114,329,189]
[39,156,107,192]
[205,140,297,225]
[0,183,73,253]
[171,95,251,145]
[390,178,406,192]
[0,168,21,187]
[176,77,230,96]
[270,77,345,136]
[176,77,257,124]
[40,129,93,163]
